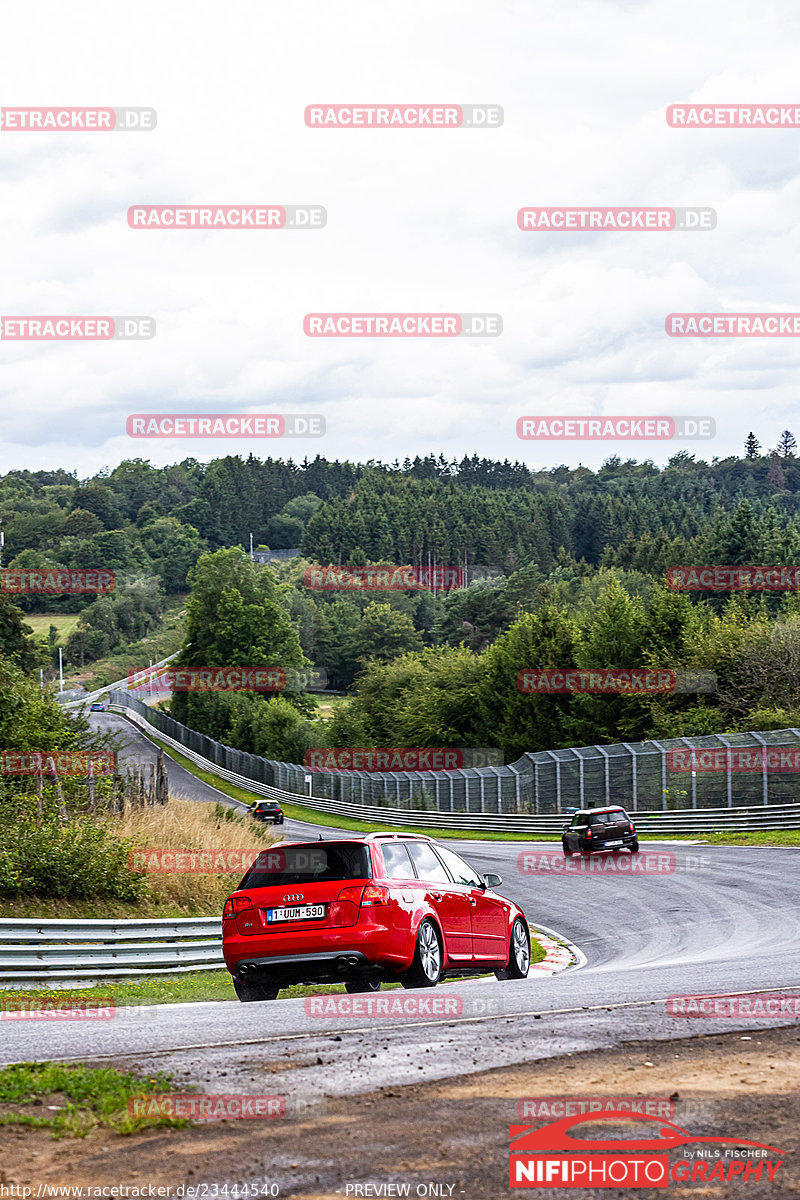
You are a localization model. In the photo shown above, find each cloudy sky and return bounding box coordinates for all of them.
[2,0,800,477]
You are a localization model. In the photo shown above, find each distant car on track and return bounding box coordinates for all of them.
[562,806,639,856]
[251,800,284,825]
[223,832,530,1002]
[89,702,106,712]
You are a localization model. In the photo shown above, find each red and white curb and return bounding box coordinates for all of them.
[529,922,586,977]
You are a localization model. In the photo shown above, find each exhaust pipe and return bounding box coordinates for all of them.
[335,956,350,972]
[347,956,360,968]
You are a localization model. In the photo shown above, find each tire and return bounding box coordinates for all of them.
[233,977,279,1003]
[400,919,442,988]
[630,838,640,853]
[497,918,530,980]
[345,978,382,994]
[562,840,573,857]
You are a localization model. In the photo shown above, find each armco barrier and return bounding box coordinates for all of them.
[0,917,223,986]
[108,697,800,834]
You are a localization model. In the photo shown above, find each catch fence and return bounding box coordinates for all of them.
[107,693,800,816]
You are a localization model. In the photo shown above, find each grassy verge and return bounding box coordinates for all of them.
[686,830,800,846]
[0,1062,184,1137]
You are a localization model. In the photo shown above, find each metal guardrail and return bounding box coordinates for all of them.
[110,702,800,834]
[0,917,224,985]
[61,651,181,710]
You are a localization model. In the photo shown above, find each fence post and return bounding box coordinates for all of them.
[718,735,733,806]
[752,733,769,806]
[621,744,636,810]
[597,746,610,805]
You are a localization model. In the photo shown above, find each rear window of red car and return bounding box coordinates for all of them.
[238,842,372,889]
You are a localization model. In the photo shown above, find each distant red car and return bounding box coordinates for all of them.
[223,833,530,1001]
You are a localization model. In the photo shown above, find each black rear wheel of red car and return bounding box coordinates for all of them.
[345,978,382,994]
[630,838,640,852]
[401,919,442,988]
[234,977,279,1002]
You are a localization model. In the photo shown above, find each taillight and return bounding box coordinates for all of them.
[223,894,253,919]
[361,884,391,906]
[336,885,365,904]
[629,824,635,833]
[585,828,592,839]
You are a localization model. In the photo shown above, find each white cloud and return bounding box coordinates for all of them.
[1,0,800,475]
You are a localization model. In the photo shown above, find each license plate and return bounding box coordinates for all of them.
[267,904,325,923]
[605,839,623,847]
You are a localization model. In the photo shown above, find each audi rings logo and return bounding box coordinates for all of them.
[283,894,304,902]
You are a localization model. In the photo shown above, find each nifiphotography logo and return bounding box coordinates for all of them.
[509,1112,785,1188]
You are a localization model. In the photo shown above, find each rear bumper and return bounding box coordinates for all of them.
[576,833,637,852]
[223,924,415,980]
[234,950,382,984]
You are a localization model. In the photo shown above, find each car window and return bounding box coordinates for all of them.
[435,845,484,888]
[239,842,372,888]
[381,842,415,880]
[590,810,626,825]
[570,814,586,828]
[406,841,451,884]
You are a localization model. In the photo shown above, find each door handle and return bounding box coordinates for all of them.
[430,892,443,901]
[469,898,477,906]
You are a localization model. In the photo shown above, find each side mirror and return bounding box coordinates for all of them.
[483,872,503,889]
[562,823,570,832]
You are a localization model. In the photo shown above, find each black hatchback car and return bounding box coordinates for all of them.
[252,800,284,825]
[562,806,639,855]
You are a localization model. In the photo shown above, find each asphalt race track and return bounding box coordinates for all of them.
[6,709,800,1102]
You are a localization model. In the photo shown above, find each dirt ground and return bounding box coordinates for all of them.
[1,1025,798,1199]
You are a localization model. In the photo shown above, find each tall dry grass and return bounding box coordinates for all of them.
[106,798,280,914]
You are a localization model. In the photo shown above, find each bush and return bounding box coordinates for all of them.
[0,815,144,901]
